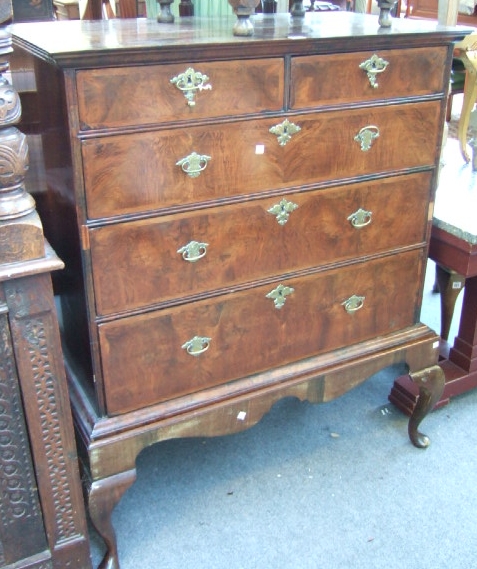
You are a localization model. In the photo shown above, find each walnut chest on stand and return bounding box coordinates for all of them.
[11,12,468,569]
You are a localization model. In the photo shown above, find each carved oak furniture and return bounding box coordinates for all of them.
[0,245,92,569]
[0,9,91,568]
[11,13,467,569]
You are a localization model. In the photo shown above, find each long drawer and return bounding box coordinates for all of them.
[82,101,440,219]
[290,46,448,109]
[90,171,432,316]
[99,249,424,415]
[76,58,285,130]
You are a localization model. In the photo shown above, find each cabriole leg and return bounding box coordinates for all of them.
[88,469,137,569]
[408,365,445,448]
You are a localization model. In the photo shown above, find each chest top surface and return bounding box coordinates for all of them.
[10,12,469,67]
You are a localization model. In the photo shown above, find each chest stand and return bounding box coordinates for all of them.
[73,345,444,569]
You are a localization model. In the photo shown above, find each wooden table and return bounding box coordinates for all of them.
[390,138,477,412]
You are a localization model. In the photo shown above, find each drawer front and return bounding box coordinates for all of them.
[290,47,448,109]
[82,100,440,219]
[76,59,284,130]
[90,171,431,316]
[100,249,423,415]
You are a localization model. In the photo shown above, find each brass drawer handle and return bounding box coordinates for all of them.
[269,119,301,146]
[170,67,212,107]
[342,294,365,313]
[267,198,298,225]
[347,208,372,228]
[354,126,379,151]
[359,54,389,89]
[176,152,211,178]
[182,335,212,356]
[266,284,294,309]
[177,240,209,262]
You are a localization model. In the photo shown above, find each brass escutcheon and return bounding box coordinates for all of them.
[342,294,365,313]
[269,119,301,146]
[176,152,211,178]
[170,67,212,107]
[359,54,389,89]
[266,283,294,309]
[354,126,379,151]
[181,335,212,356]
[347,208,372,228]
[177,240,209,262]
[267,198,298,225]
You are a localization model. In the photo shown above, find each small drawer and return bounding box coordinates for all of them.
[290,46,448,110]
[76,58,284,130]
[89,171,432,316]
[99,249,423,415]
[82,100,440,220]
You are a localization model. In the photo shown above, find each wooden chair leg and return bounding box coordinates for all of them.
[458,69,477,162]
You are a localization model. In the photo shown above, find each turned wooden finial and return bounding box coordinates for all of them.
[0,5,45,264]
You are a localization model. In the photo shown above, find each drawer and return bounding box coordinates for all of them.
[90,171,432,316]
[76,59,284,130]
[290,47,448,109]
[99,249,423,415]
[82,100,440,219]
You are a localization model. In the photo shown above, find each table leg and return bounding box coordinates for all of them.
[435,263,465,341]
[448,275,477,373]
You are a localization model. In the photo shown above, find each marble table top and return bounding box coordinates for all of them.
[434,138,477,245]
